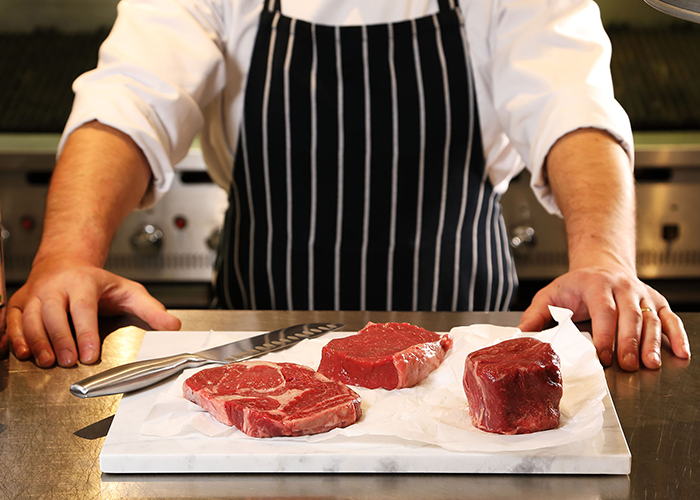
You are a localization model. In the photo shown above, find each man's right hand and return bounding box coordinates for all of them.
[6,257,181,368]
[7,120,182,368]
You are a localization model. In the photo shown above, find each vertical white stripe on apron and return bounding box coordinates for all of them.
[451,9,474,312]
[283,19,297,310]
[386,23,399,311]
[468,168,489,311]
[430,14,452,312]
[482,190,496,311]
[461,0,489,310]
[261,12,280,309]
[223,168,234,308]
[308,23,318,311]
[360,25,371,311]
[333,26,345,311]
[241,121,257,309]
[221,196,231,307]
[492,198,506,310]
[499,211,516,310]
[411,19,427,312]
[229,156,249,309]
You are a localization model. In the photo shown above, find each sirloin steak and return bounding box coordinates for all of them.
[183,361,362,438]
[317,322,453,390]
[463,337,563,434]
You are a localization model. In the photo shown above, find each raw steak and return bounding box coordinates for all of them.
[463,337,563,435]
[317,322,453,390]
[183,361,362,438]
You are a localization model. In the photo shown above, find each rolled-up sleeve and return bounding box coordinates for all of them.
[58,0,228,207]
[488,0,634,215]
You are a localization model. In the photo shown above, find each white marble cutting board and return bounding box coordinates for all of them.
[100,329,631,474]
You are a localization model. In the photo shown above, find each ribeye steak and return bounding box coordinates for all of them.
[317,322,453,390]
[463,337,563,434]
[183,361,362,438]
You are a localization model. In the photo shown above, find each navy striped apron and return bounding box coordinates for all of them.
[213,0,517,312]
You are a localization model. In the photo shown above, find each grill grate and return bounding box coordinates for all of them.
[638,249,700,267]
[1,26,700,132]
[608,25,700,130]
[0,29,107,133]
[513,251,569,268]
[105,253,213,271]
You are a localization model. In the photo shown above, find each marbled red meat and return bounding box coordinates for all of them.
[317,322,453,390]
[463,337,563,434]
[183,361,361,437]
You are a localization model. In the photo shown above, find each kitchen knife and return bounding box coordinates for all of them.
[70,322,344,399]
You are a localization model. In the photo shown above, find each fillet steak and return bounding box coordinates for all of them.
[463,337,563,434]
[183,361,362,438]
[317,322,453,390]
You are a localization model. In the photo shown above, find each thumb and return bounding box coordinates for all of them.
[140,303,182,331]
[518,309,549,333]
[518,293,554,333]
[123,292,182,331]
[98,274,182,331]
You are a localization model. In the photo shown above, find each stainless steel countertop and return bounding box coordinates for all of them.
[0,310,696,499]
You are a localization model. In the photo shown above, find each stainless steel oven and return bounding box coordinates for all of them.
[0,136,229,308]
[501,135,700,311]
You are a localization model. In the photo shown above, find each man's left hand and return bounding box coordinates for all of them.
[518,265,691,370]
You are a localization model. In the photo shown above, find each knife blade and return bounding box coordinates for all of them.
[69,322,344,399]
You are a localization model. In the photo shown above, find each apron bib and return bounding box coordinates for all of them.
[214,0,517,311]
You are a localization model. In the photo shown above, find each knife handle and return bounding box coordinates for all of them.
[69,353,213,398]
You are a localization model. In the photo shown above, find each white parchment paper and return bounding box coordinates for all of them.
[140,306,606,452]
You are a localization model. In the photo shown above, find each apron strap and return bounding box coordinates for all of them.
[268,0,454,15]
[269,0,454,14]
[266,0,281,13]
[436,0,456,12]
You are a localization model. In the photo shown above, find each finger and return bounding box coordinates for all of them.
[69,292,101,365]
[41,294,79,367]
[657,305,691,359]
[639,305,662,369]
[613,291,642,372]
[103,279,182,331]
[21,298,56,367]
[518,290,553,333]
[7,306,31,359]
[7,293,31,359]
[585,290,618,367]
[0,327,8,358]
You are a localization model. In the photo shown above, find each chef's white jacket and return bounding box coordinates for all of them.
[58,0,634,214]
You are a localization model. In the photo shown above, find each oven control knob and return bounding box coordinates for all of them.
[131,224,164,255]
[206,227,221,251]
[510,225,536,250]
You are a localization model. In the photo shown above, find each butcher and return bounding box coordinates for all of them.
[4,0,691,371]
